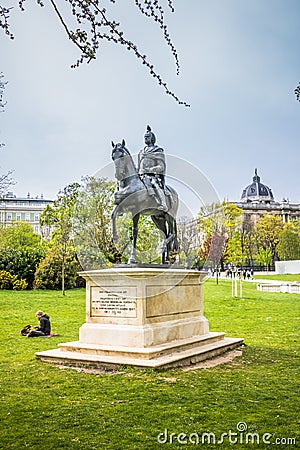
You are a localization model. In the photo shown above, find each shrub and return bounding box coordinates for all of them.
[0,222,46,288]
[12,278,28,290]
[0,247,45,288]
[34,249,80,290]
[0,270,28,290]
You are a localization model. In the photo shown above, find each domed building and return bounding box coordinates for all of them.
[241,169,274,204]
[235,169,300,223]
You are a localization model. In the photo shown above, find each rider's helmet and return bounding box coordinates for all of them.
[144,125,156,145]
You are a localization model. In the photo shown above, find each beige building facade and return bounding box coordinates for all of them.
[0,192,53,236]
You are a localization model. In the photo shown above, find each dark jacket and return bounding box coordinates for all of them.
[38,314,51,335]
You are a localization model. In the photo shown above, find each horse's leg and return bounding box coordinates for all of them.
[167,215,177,264]
[164,214,179,264]
[165,217,171,264]
[171,217,179,253]
[111,206,119,243]
[151,215,168,264]
[128,213,139,264]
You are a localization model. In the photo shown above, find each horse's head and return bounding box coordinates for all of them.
[111,139,137,182]
[111,139,130,161]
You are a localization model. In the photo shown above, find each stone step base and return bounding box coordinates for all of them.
[59,331,225,359]
[36,335,244,369]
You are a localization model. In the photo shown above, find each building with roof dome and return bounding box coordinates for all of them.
[234,169,300,223]
[241,168,274,204]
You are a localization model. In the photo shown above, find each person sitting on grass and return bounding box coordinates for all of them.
[27,310,51,337]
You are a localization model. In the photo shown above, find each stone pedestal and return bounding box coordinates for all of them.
[36,268,243,369]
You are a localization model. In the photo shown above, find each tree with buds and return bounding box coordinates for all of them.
[0,1,190,106]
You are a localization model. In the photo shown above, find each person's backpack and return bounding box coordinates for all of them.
[20,325,32,336]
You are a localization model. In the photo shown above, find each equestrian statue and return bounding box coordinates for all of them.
[111,126,179,265]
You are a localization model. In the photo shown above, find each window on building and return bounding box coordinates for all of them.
[16,214,21,221]
[34,214,39,222]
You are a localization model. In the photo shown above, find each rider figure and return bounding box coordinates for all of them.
[138,125,168,212]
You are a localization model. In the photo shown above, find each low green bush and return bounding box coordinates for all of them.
[34,249,80,290]
[0,248,45,288]
[0,270,28,290]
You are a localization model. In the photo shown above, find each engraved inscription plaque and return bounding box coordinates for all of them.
[91,286,137,317]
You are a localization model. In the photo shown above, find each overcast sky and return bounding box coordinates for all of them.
[1,0,300,216]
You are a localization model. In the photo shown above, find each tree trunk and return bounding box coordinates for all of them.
[62,252,65,296]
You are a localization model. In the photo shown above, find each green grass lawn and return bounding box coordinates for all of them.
[0,281,299,449]
[254,273,300,282]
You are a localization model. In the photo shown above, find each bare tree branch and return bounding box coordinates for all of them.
[0,72,7,111]
[295,82,300,102]
[0,170,15,196]
[0,71,7,149]
[0,72,15,195]
[1,1,190,106]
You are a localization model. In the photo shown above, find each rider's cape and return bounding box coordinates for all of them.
[138,146,166,175]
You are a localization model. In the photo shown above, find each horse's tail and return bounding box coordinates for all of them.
[165,185,179,217]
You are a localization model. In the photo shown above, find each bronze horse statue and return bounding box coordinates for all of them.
[111,140,179,264]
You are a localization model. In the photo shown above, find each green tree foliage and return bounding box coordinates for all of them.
[73,176,122,267]
[34,248,79,290]
[1,1,189,106]
[0,248,44,288]
[0,222,45,287]
[223,231,244,266]
[73,176,161,266]
[254,215,284,263]
[277,223,300,261]
[131,215,162,264]
[40,182,80,295]
[198,202,243,268]
[256,247,273,271]
[198,205,295,268]
[0,221,42,249]
[223,203,243,232]
[240,215,256,266]
[222,203,244,266]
